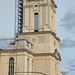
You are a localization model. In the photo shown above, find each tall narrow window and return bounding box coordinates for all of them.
[52,15,53,26]
[27,58,29,73]
[34,13,38,32]
[32,60,33,72]
[9,58,14,75]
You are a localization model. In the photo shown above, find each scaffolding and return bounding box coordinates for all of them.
[18,0,23,33]
[14,0,23,39]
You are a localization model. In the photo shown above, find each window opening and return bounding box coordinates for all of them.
[9,58,14,75]
[34,13,39,32]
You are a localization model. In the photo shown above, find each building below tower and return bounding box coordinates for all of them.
[0,0,61,75]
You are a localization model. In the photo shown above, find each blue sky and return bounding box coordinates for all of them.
[0,0,75,75]
[55,0,75,75]
[0,0,15,37]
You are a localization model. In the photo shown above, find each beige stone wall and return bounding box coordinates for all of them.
[0,53,16,75]
[0,51,33,75]
[18,32,59,53]
[55,60,60,75]
[0,49,60,75]
[23,0,56,33]
[34,56,52,75]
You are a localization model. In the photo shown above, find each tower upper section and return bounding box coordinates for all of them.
[21,0,57,33]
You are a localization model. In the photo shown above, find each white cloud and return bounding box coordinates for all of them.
[60,36,75,48]
[60,9,75,31]
[60,68,70,74]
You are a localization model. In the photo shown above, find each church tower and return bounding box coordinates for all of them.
[17,0,61,75]
[0,0,61,75]
[18,0,60,54]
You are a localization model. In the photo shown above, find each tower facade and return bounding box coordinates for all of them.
[17,0,61,75]
[18,0,60,54]
[22,0,56,33]
[0,0,61,75]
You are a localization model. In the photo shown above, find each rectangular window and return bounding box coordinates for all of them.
[34,13,38,32]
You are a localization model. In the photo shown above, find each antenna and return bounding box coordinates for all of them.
[14,0,17,39]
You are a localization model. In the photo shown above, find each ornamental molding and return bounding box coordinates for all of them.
[53,49,61,61]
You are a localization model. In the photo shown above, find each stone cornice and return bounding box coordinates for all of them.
[34,53,53,56]
[17,31,60,42]
[53,49,61,61]
[0,49,34,55]
[0,49,61,61]
[51,0,57,8]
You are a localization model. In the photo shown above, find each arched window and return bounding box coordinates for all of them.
[34,13,39,32]
[9,58,14,75]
